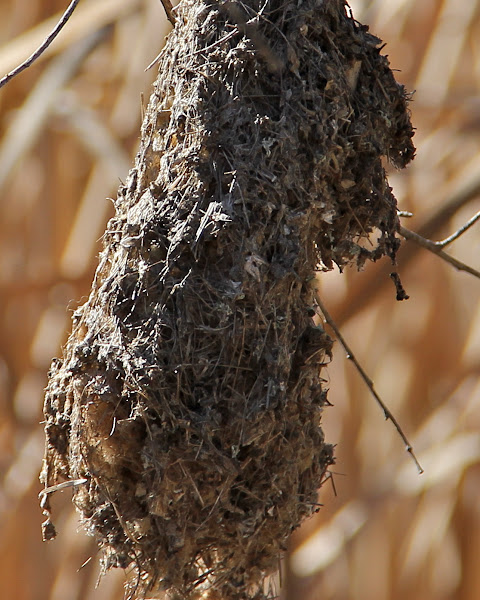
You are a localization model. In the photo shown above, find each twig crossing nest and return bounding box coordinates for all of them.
[41,0,414,598]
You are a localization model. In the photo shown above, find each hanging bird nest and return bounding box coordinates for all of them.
[40,0,414,598]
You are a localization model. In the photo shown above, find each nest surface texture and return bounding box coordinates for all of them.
[41,0,414,598]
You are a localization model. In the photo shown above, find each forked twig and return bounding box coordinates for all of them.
[399,224,480,279]
[331,171,480,327]
[0,0,82,90]
[312,289,424,474]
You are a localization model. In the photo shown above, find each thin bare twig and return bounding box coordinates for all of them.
[433,209,480,248]
[399,225,480,279]
[145,0,178,72]
[159,0,176,26]
[0,0,81,90]
[312,289,424,474]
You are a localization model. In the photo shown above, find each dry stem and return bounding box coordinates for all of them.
[399,221,480,279]
[159,0,176,26]
[0,0,81,89]
[312,288,424,475]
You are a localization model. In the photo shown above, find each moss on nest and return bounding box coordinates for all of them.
[41,0,414,598]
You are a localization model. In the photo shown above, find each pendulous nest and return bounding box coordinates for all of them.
[40,0,414,598]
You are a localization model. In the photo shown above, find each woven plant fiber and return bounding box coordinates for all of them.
[41,0,414,598]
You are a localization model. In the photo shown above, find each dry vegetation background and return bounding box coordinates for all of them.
[0,0,479,599]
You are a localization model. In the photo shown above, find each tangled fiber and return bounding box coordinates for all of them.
[41,0,414,598]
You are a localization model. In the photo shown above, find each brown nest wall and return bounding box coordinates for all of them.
[40,0,414,598]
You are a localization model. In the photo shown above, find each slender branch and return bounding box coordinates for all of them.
[145,0,177,72]
[312,289,424,474]
[399,226,480,279]
[0,0,81,90]
[435,209,480,248]
[159,0,176,26]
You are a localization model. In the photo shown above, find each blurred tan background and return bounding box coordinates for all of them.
[0,1,479,599]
